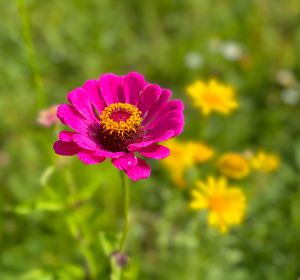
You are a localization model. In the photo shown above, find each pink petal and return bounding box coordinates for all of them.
[57,104,89,134]
[126,158,151,181]
[153,99,184,121]
[142,89,172,125]
[169,120,184,137]
[73,134,97,150]
[138,84,162,116]
[59,131,77,142]
[147,118,184,139]
[144,99,184,130]
[139,144,170,159]
[145,110,184,131]
[78,151,106,164]
[112,153,138,171]
[82,79,106,113]
[123,72,146,105]
[72,134,97,150]
[72,134,125,158]
[166,100,184,112]
[67,88,97,121]
[128,130,174,151]
[95,149,125,159]
[53,140,79,156]
[99,73,123,105]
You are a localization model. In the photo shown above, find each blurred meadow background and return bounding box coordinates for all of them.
[1,0,300,279]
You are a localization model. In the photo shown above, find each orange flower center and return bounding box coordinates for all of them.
[202,92,223,106]
[208,196,228,212]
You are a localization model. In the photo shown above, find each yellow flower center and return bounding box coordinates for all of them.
[208,196,228,212]
[223,158,246,171]
[99,103,143,136]
[202,92,224,106]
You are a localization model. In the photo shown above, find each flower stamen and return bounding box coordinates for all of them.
[99,103,143,136]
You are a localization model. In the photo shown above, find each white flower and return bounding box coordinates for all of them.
[276,69,296,87]
[184,52,204,69]
[220,41,244,61]
[281,87,300,105]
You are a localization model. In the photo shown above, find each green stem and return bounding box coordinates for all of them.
[18,0,46,110]
[199,115,209,139]
[65,169,97,279]
[119,171,130,252]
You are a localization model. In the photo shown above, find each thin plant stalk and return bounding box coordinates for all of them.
[18,0,47,110]
[119,171,130,252]
[65,169,97,279]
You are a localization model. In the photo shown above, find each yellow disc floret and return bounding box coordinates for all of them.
[99,103,142,136]
[217,153,250,179]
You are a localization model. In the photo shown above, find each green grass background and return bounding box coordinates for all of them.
[1,0,300,279]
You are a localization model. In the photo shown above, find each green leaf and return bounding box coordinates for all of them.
[40,165,55,187]
[20,269,53,280]
[99,231,120,256]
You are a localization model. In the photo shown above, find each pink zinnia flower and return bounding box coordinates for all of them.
[37,105,59,127]
[53,72,184,181]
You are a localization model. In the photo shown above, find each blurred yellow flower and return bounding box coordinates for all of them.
[189,177,246,233]
[250,151,280,173]
[186,79,238,116]
[161,140,214,188]
[217,153,250,179]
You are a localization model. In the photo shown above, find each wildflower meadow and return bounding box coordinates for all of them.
[1,0,300,279]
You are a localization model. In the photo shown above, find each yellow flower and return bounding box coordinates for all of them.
[186,79,238,116]
[217,153,250,179]
[161,140,214,188]
[250,151,280,173]
[189,177,246,233]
